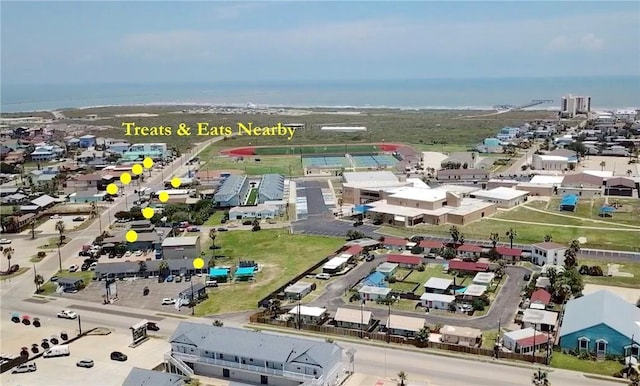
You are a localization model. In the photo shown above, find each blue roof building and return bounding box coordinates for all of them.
[362,271,387,288]
[558,291,640,357]
[258,174,285,203]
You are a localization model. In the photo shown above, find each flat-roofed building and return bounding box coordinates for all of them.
[472,272,496,286]
[420,293,456,310]
[284,282,314,300]
[375,262,399,278]
[423,278,453,294]
[503,328,552,354]
[358,285,392,301]
[386,314,425,337]
[322,256,349,274]
[461,284,487,298]
[161,236,201,260]
[470,187,529,208]
[532,154,571,171]
[522,309,559,331]
[213,174,250,207]
[288,305,328,325]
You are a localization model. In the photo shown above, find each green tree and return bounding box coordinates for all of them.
[564,240,580,269]
[398,371,407,386]
[489,233,499,248]
[34,274,44,292]
[415,327,430,343]
[532,368,550,386]
[449,226,464,246]
[3,246,14,270]
[209,228,217,248]
[505,228,517,249]
[55,220,66,272]
[544,234,553,242]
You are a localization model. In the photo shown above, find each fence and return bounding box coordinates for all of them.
[250,313,547,364]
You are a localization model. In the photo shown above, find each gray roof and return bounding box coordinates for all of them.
[214,174,247,202]
[95,258,201,276]
[169,323,341,368]
[162,236,199,247]
[559,290,640,341]
[122,367,185,386]
[258,174,285,201]
[31,194,56,207]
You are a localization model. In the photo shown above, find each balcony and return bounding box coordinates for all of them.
[170,352,321,382]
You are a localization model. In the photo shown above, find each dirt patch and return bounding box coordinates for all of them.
[583,284,640,303]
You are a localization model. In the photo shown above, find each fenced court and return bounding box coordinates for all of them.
[352,154,398,168]
[302,156,350,169]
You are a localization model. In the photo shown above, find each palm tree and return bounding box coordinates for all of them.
[34,274,44,293]
[489,233,499,248]
[397,371,407,386]
[564,239,580,269]
[55,220,65,272]
[3,247,15,271]
[209,228,217,248]
[159,261,169,279]
[449,226,464,246]
[599,161,606,171]
[505,228,517,249]
[415,327,430,343]
[544,234,553,242]
[532,368,550,386]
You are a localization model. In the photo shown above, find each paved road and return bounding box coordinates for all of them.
[311,253,530,330]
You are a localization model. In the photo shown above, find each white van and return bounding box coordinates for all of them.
[205,280,218,287]
[43,345,70,358]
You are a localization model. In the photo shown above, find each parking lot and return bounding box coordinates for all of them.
[1,318,80,358]
[59,276,210,314]
[292,216,379,238]
[24,215,87,236]
[3,331,169,386]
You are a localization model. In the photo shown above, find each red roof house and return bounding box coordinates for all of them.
[382,237,408,247]
[343,245,364,256]
[495,246,523,260]
[386,254,422,267]
[419,240,444,249]
[530,288,552,306]
[447,260,489,273]
[456,244,483,253]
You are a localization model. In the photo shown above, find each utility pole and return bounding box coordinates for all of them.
[190,279,195,316]
[532,323,536,364]
[57,240,62,273]
[360,299,365,339]
[495,319,501,359]
[297,293,302,330]
[78,315,82,335]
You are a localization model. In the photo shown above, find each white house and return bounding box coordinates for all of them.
[531,242,567,266]
[532,154,570,171]
[522,309,559,331]
[423,277,453,294]
[503,327,552,354]
[375,262,398,278]
[359,286,392,301]
[420,293,455,310]
[471,187,529,208]
[288,305,327,325]
[322,256,350,274]
[386,314,425,337]
[228,204,280,219]
[472,272,496,286]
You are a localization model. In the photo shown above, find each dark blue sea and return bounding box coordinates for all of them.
[1,76,638,113]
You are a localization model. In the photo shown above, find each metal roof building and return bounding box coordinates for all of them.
[123,367,186,386]
[213,174,249,207]
[258,174,285,202]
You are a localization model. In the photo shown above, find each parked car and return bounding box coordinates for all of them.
[217,227,228,232]
[12,363,36,373]
[57,310,78,319]
[68,265,79,272]
[0,238,12,245]
[184,275,191,282]
[76,359,94,368]
[51,276,59,282]
[315,273,331,280]
[242,220,252,225]
[187,227,200,232]
[134,250,143,256]
[165,275,174,282]
[50,215,61,219]
[80,264,90,271]
[73,217,85,222]
[365,255,375,262]
[110,351,127,362]
[161,298,176,305]
[146,322,159,331]
[175,276,183,283]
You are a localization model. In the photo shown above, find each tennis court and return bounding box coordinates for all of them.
[352,154,398,168]
[302,156,349,169]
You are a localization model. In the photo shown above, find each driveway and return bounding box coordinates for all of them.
[296,181,330,216]
[310,256,530,330]
[292,217,379,238]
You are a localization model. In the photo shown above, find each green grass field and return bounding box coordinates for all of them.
[46,106,557,151]
[579,258,640,288]
[246,188,258,205]
[200,154,304,176]
[550,352,623,376]
[254,144,381,155]
[379,205,640,251]
[542,197,640,226]
[195,229,344,315]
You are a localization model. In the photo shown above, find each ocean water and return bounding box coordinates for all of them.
[1,77,638,113]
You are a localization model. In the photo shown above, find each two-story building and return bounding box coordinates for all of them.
[166,323,345,386]
[530,242,567,266]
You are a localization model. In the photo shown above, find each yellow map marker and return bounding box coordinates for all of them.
[106,183,118,195]
[193,257,205,269]
[158,191,169,203]
[171,177,181,188]
[142,207,155,219]
[120,172,132,185]
[125,230,138,243]
[143,157,154,169]
[131,164,143,175]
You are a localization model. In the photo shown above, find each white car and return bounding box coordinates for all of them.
[161,298,176,305]
[50,215,61,219]
[134,251,143,256]
[315,273,331,280]
[0,239,11,245]
[68,265,79,272]
[57,309,78,319]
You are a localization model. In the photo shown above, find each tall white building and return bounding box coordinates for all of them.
[560,94,591,118]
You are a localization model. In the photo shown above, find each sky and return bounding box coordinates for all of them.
[1,1,639,84]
